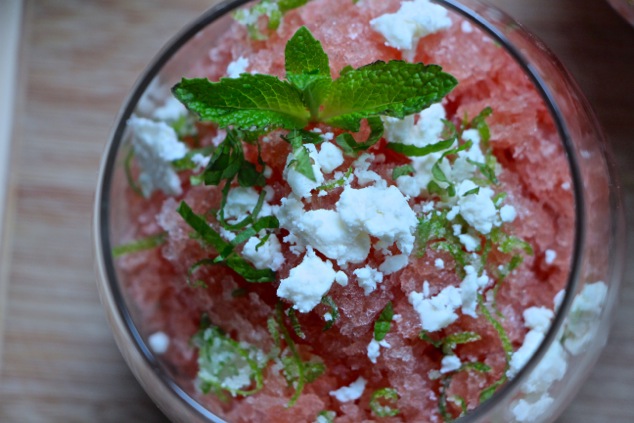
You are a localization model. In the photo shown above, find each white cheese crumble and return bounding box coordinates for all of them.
[277,248,336,313]
[461,20,473,33]
[434,258,445,269]
[367,338,391,364]
[500,204,517,223]
[353,266,384,296]
[370,0,452,56]
[283,143,325,198]
[222,186,272,223]
[459,265,489,317]
[329,376,367,402]
[226,56,249,78]
[152,96,188,123]
[316,141,344,173]
[562,281,607,354]
[335,271,349,287]
[379,254,409,275]
[241,234,285,271]
[337,185,418,255]
[544,249,557,265]
[148,331,170,354]
[507,306,554,379]
[440,355,462,374]
[128,116,188,197]
[456,181,498,234]
[409,285,462,332]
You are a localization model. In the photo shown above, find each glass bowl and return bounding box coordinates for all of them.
[94,0,625,422]
[607,0,634,26]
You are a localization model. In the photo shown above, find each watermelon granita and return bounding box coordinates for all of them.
[113,0,586,421]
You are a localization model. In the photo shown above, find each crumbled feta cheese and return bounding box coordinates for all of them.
[226,56,249,78]
[190,153,210,170]
[562,281,607,355]
[459,265,489,317]
[507,306,555,379]
[440,355,462,374]
[544,249,557,265]
[409,285,462,332]
[370,0,452,54]
[353,153,386,187]
[379,254,409,275]
[507,330,545,380]
[458,233,480,252]
[383,103,446,148]
[335,271,349,287]
[500,204,517,223]
[456,181,498,234]
[317,141,344,173]
[148,331,170,354]
[524,307,555,333]
[222,186,272,223]
[128,116,188,197]
[152,96,188,123]
[241,234,285,271]
[329,376,367,402]
[461,20,473,33]
[561,181,571,190]
[354,266,384,296]
[367,338,391,364]
[277,248,337,313]
[284,143,325,198]
[324,312,333,322]
[512,395,555,423]
[337,185,418,255]
[294,209,371,265]
[434,258,445,269]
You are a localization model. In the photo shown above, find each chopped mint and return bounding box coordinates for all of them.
[285,130,317,181]
[287,308,306,339]
[335,116,384,156]
[123,147,144,197]
[271,304,325,406]
[321,296,340,331]
[316,410,336,423]
[370,387,400,417]
[392,164,415,180]
[387,136,455,157]
[112,232,167,258]
[316,167,353,191]
[234,0,311,40]
[177,201,276,283]
[193,325,267,398]
[373,301,394,341]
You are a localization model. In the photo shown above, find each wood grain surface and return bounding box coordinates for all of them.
[0,0,632,422]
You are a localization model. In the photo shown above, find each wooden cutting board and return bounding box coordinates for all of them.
[1,0,633,422]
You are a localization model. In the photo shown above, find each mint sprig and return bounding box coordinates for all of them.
[173,26,457,138]
[373,301,394,341]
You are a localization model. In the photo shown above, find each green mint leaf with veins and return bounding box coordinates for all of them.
[320,61,457,131]
[285,26,331,91]
[173,75,310,131]
[173,27,456,136]
[285,130,317,181]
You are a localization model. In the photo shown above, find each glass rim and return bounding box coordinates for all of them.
[93,0,592,421]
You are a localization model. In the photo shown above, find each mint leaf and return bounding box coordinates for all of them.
[320,61,457,131]
[173,76,310,131]
[285,130,317,181]
[321,296,339,331]
[113,232,167,257]
[335,116,384,156]
[392,164,414,180]
[374,301,394,341]
[285,26,331,90]
[177,201,275,282]
[387,136,455,157]
[370,388,400,417]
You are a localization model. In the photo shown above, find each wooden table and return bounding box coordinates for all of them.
[1,0,633,421]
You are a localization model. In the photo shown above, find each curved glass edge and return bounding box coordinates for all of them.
[92,0,626,422]
[607,0,634,26]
